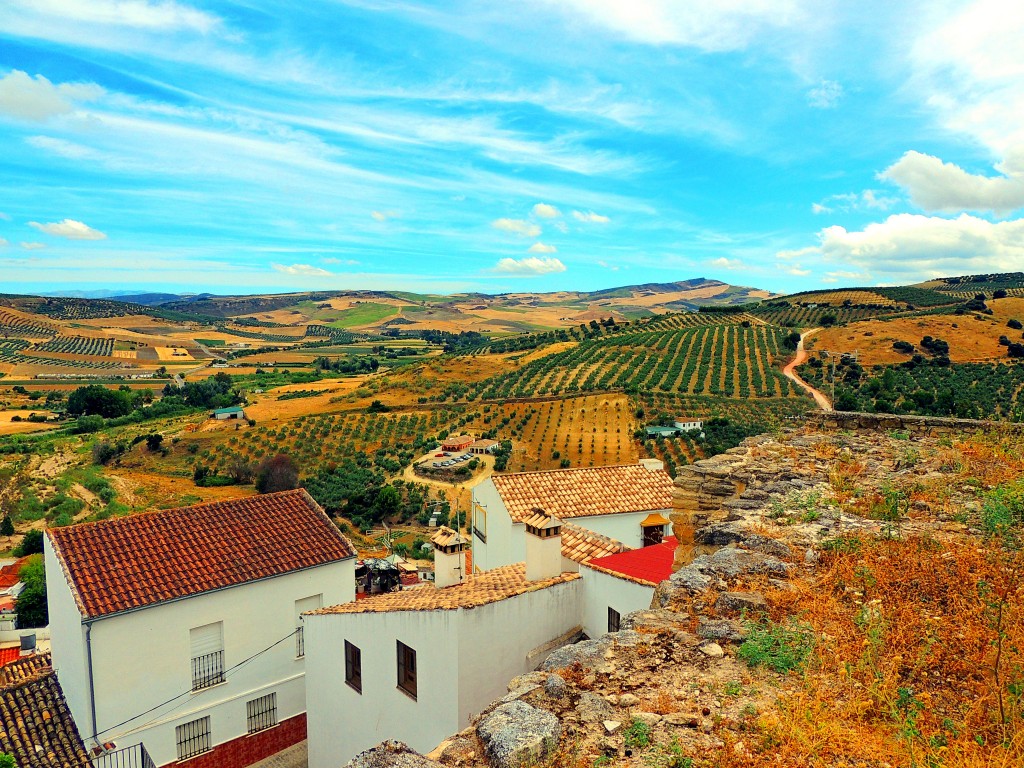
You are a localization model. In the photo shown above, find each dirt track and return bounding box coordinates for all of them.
[782,329,832,411]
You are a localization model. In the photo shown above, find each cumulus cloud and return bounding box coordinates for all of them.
[0,70,103,121]
[20,242,46,250]
[29,218,106,240]
[807,80,843,109]
[782,265,811,276]
[572,210,610,223]
[821,270,870,284]
[272,263,332,276]
[528,242,557,254]
[812,190,898,215]
[492,218,542,237]
[493,256,566,275]
[532,202,561,219]
[780,213,1024,282]
[880,150,1024,216]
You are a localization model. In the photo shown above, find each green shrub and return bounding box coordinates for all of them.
[738,617,815,673]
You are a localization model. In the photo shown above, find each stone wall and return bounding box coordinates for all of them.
[806,410,1024,435]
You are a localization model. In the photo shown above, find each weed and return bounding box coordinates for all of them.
[723,680,743,696]
[623,718,652,750]
[643,736,692,767]
[738,617,815,674]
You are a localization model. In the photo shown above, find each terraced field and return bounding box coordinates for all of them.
[35,335,115,357]
[450,325,796,401]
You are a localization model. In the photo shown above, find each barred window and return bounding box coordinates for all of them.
[345,640,362,694]
[175,716,211,760]
[246,692,277,734]
[397,640,417,699]
[608,607,621,634]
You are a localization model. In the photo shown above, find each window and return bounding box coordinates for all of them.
[473,503,487,543]
[246,693,277,734]
[176,716,211,760]
[642,524,665,548]
[345,640,362,693]
[189,622,224,691]
[396,640,417,699]
[294,594,322,658]
[608,607,621,633]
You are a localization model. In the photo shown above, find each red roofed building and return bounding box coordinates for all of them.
[578,537,678,638]
[46,489,357,768]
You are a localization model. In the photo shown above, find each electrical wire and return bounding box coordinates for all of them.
[91,627,300,742]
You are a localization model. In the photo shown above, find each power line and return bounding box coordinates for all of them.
[91,627,299,743]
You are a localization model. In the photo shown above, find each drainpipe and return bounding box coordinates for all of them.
[85,620,99,746]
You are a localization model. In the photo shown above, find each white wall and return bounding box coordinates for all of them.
[60,557,353,767]
[471,480,516,572]
[457,580,581,719]
[580,566,654,639]
[45,537,93,740]
[304,579,582,767]
[304,609,460,767]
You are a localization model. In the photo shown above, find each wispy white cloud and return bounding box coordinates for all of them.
[880,149,1024,216]
[709,256,745,270]
[782,213,1024,282]
[532,202,561,219]
[545,0,808,52]
[572,210,610,223]
[29,218,106,239]
[492,218,542,237]
[322,257,359,265]
[20,242,46,250]
[7,0,220,33]
[0,70,103,121]
[0,238,9,247]
[807,80,843,109]
[781,264,811,276]
[812,189,898,215]
[822,270,870,284]
[272,263,332,276]
[528,242,557,253]
[371,210,399,222]
[493,256,566,275]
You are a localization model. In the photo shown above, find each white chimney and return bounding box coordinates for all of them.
[639,458,664,472]
[430,526,467,589]
[524,508,563,582]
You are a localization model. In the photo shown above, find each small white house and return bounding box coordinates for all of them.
[303,520,583,765]
[212,405,246,420]
[673,417,704,432]
[578,535,677,638]
[46,489,357,768]
[471,461,673,572]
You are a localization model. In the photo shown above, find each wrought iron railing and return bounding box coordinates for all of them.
[190,650,225,691]
[473,525,486,543]
[91,743,156,768]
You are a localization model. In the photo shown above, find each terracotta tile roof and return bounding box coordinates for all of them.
[310,564,579,614]
[0,652,90,768]
[469,439,499,448]
[0,557,30,591]
[430,526,468,549]
[48,489,356,619]
[560,523,630,564]
[522,510,563,530]
[584,537,678,586]
[491,464,673,523]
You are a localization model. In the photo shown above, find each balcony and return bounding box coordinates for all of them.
[91,743,156,768]
[190,650,225,691]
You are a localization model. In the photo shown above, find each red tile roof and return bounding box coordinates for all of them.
[584,537,678,587]
[491,464,673,522]
[0,557,30,591]
[48,489,356,619]
[0,647,20,667]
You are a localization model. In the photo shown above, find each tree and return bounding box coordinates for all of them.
[66,385,134,419]
[820,313,838,327]
[145,433,164,452]
[14,529,43,556]
[256,454,300,493]
[15,557,47,628]
[782,332,802,351]
[994,289,1008,299]
[373,485,401,521]
[0,515,13,537]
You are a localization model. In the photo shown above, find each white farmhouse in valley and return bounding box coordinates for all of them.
[46,489,357,768]
[303,520,583,766]
[471,460,673,572]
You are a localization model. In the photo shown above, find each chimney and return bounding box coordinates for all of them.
[430,526,467,589]
[523,508,563,581]
[639,458,664,472]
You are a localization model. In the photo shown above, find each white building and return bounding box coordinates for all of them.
[303,521,583,766]
[471,460,673,572]
[673,417,704,432]
[578,535,677,638]
[46,489,357,768]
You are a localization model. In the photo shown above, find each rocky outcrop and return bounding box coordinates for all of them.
[345,740,445,768]
[476,701,561,768]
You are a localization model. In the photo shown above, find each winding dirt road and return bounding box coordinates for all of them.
[782,328,833,411]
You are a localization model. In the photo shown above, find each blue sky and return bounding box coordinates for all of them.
[1,0,1023,296]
